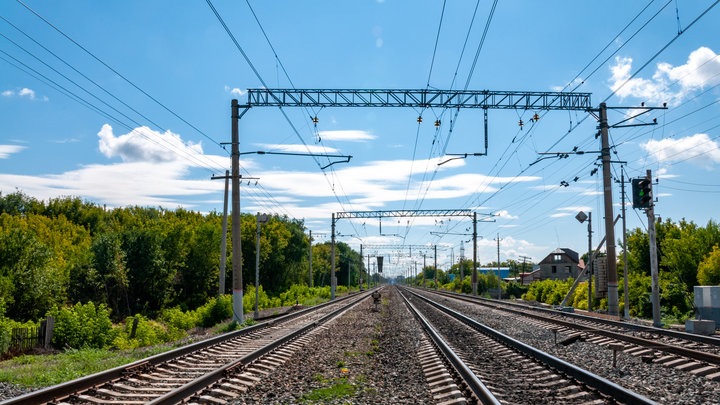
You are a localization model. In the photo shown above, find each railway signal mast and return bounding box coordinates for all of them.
[633,170,661,327]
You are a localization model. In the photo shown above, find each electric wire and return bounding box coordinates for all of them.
[17,0,225,149]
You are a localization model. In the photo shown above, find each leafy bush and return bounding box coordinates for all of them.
[698,245,720,285]
[196,295,233,327]
[160,307,198,331]
[111,314,184,350]
[47,302,116,349]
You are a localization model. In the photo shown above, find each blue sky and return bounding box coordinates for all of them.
[2,0,720,278]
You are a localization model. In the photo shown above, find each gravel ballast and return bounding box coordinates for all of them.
[416,289,720,405]
[231,287,436,404]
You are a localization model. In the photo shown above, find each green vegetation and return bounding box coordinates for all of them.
[301,382,355,402]
[301,375,367,403]
[517,218,720,323]
[0,191,366,354]
[336,361,345,367]
[0,346,172,387]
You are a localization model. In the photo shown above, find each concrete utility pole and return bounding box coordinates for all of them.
[367,254,371,288]
[587,213,593,312]
[231,99,243,323]
[254,213,265,320]
[599,103,620,316]
[308,230,313,288]
[331,213,336,300]
[496,233,502,300]
[219,170,229,296]
[621,169,630,320]
[348,261,351,290]
[460,241,465,283]
[472,212,478,295]
[647,169,662,327]
[434,245,438,290]
[423,253,426,288]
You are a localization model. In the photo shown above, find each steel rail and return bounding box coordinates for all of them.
[148,289,376,405]
[397,288,501,405]
[0,289,373,405]
[401,287,659,405]
[420,288,720,347]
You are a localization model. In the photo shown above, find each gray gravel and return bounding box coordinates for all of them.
[0,382,36,402]
[231,287,436,404]
[418,290,720,405]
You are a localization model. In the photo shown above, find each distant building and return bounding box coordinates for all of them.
[538,248,582,281]
[476,267,511,279]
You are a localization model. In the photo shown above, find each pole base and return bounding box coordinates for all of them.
[233,290,244,323]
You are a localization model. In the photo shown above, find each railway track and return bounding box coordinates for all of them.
[398,286,657,405]
[413,288,720,381]
[1,289,376,405]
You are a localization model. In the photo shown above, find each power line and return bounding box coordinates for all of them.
[603,0,720,103]
[17,0,225,149]
[426,0,447,88]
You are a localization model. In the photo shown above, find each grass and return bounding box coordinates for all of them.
[301,382,355,402]
[0,346,173,387]
[301,375,367,403]
[302,296,329,306]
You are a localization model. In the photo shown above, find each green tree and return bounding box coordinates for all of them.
[698,245,720,286]
[122,228,170,315]
[91,233,129,317]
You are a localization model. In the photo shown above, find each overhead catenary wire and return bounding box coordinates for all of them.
[17,0,225,150]
[205,0,364,235]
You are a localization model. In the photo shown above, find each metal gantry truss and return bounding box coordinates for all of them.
[247,89,592,110]
[361,244,448,250]
[336,209,474,219]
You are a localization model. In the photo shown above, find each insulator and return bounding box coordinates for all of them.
[533,113,540,121]
[417,116,423,123]
[312,117,319,124]
[641,102,645,107]
[518,119,524,128]
[434,120,441,127]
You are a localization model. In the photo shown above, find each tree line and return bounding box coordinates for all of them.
[0,191,366,323]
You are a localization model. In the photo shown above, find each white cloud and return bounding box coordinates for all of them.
[556,206,592,212]
[0,145,26,159]
[224,86,246,96]
[641,133,720,168]
[0,125,236,208]
[2,90,13,97]
[18,88,35,100]
[98,124,206,164]
[609,47,720,105]
[550,213,572,218]
[50,138,80,144]
[494,210,518,219]
[318,130,376,142]
[255,143,340,154]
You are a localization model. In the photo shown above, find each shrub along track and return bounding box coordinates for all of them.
[0,290,375,405]
[399,286,658,405]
